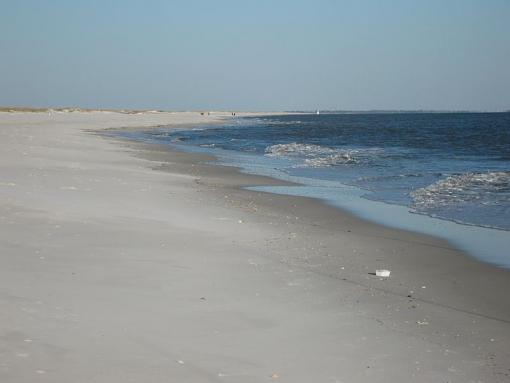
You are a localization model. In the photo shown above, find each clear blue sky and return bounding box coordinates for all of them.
[1,0,509,111]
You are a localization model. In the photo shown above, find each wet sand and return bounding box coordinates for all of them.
[0,111,509,382]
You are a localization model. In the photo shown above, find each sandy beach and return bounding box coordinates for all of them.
[1,110,509,382]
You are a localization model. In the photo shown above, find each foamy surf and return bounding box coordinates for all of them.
[410,171,510,230]
[264,143,384,167]
[265,143,338,157]
[411,171,510,208]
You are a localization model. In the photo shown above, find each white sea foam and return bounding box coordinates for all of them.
[303,152,357,167]
[265,143,337,157]
[265,143,383,167]
[153,132,171,137]
[411,171,510,209]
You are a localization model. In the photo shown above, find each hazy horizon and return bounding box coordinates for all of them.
[1,0,509,111]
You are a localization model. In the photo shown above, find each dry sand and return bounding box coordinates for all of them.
[0,110,509,382]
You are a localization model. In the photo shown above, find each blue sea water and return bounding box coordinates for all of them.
[118,112,510,267]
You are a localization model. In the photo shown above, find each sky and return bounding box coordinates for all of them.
[1,0,509,111]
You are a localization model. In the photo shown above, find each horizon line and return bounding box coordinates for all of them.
[1,105,509,114]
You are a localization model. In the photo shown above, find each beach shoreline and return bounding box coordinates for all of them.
[105,123,510,319]
[1,111,509,382]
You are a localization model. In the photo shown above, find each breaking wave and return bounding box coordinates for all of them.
[303,153,357,167]
[411,171,510,209]
[265,143,338,157]
[264,143,383,167]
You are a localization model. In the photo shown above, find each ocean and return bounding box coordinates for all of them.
[118,112,510,267]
